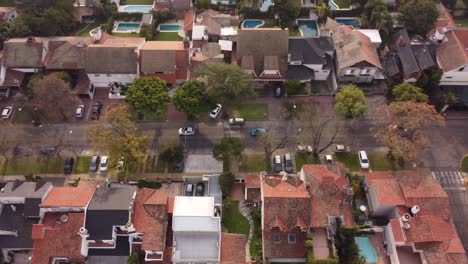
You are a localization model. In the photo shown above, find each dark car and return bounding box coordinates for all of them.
[273,155,283,173]
[40,147,56,157]
[89,155,100,172]
[284,153,294,173]
[175,161,184,173]
[195,182,204,196]
[275,86,282,97]
[185,183,194,196]
[90,102,103,120]
[64,158,75,174]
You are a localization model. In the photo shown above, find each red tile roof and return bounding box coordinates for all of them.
[31,224,44,240]
[405,216,455,243]
[31,213,85,264]
[168,197,175,214]
[133,188,169,251]
[184,11,194,31]
[302,164,346,191]
[396,171,447,199]
[263,230,308,259]
[390,219,405,243]
[221,233,246,264]
[262,176,309,198]
[433,3,456,33]
[437,29,468,72]
[40,182,96,208]
[366,172,406,206]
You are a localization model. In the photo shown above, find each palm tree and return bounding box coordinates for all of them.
[316,2,331,24]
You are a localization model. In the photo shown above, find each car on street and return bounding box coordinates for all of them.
[228,117,245,126]
[75,105,85,118]
[209,104,222,119]
[185,183,194,196]
[273,155,283,173]
[334,144,350,152]
[63,158,75,174]
[90,102,103,120]
[175,161,184,173]
[195,182,204,196]
[297,145,313,153]
[100,156,109,173]
[2,106,13,119]
[89,155,100,172]
[358,151,370,169]
[179,127,195,136]
[250,128,266,136]
[284,153,294,173]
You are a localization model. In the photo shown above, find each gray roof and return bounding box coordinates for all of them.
[392,29,420,79]
[383,53,400,78]
[0,180,52,199]
[44,37,93,70]
[412,44,435,71]
[173,233,220,261]
[208,176,222,205]
[173,216,220,232]
[288,37,334,65]
[87,185,136,210]
[287,65,315,81]
[85,210,130,240]
[0,203,37,249]
[85,46,138,74]
[3,39,44,68]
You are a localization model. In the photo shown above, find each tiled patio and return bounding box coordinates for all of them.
[312,228,330,259]
[368,232,391,264]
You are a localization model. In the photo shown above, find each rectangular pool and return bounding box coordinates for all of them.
[298,20,318,37]
[159,24,182,31]
[355,237,377,263]
[115,22,141,32]
[121,5,153,13]
[336,17,361,28]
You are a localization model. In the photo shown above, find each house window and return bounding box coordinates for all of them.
[288,234,296,244]
[273,234,281,243]
[94,74,100,77]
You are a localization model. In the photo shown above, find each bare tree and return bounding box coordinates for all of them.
[0,124,29,162]
[257,124,289,171]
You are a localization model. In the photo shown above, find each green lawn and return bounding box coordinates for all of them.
[74,20,105,36]
[126,0,154,4]
[250,210,263,261]
[333,152,360,172]
[368,153,401,171]
[455,18,468,27]
[12,106,47,125]
[1,156,93,176]
[333,0,351,8]
[155,32,183,41]
[133,107,167,122]
[112,32,141,38]
[232,104,268,121]
[0,0,14,7]
[239,154,266,172]
[155,157,176,173]
[290,28,301,37]
[461,155,468,173]
[222,200,250,236]
[295,153,321,171]
[73,156,92,174]
[254,88,270,97]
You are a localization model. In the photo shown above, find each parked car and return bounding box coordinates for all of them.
[40,147,56,157]
[89,155,100,172]
[75,104,85,118]
[273,155,283,173]
[250,128,266,136]
[297,145,313,153]
[175,161,184,173]
[325,155,333,164]
[185,183,194,196]
[100,156,109,173]
[334,144,350,152]
[358,151,369,169]
[90,102,103,120]
[209,104,222,119]
[228,117,245,126]
[2,106,12,119]
[63,158,75,174]
[284,153,294,173]
[275,86,282,97]
[179,127,195,136]
[195,182,204,196]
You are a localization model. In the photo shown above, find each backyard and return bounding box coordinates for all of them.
[231,104,268,120]
[239,153,266,172]
[332,0,351,8]
[221,199,250,236]
[250,210,262,261]
[155,32,183,41]
[462,155,468,173]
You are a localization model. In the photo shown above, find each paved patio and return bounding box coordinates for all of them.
[312,228,330,259]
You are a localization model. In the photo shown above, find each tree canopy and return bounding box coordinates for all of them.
[213,138,243,161]
[392,83,428,103]
[272,0,301,27]
[196,63,254,108]
[126,77,170,113]
[361,0,393,35]
[398,0,439,35]
[334,85,368,119]
[172,81,207,117]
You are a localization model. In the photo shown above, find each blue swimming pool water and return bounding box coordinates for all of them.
[116,22,140,32]
[159,24,182,31]
[242,20,264,28]
[122,5,153,13]
[355,237,378,263]
[298,20,318,37]
[336,18,361,28]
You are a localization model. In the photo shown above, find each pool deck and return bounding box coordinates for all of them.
[368,233,391,264]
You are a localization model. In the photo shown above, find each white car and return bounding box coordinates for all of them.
[75,104,85,118]
[100,156,109,173]
[209,104,222,119]
[2,106,13,119]
[358,151,370,169]
[179,127,195,136]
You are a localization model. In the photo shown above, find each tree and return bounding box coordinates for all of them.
[257,126,288,170]
[8,18,32,37]
[88,105,148,180]
[127,252,140,264]
[273,0,301,27]
[172,81,207,117]
[126,77,170,113]
[316,2,331,24]
[196,0,212,9]
[334,85,368,119]
[361,0,393,35]
[196,63,254,109]
[284,80,303,96]
[0,123,29,162]
[335,227,365,264]
[212,138,243,161]
[30,74,80,122]
[372,101,445,162]
[398,0,439,35]
[392,83,428,103]
[219,172,235,196]
[159,144,184,163]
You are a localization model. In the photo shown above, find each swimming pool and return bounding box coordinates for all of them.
[336,17,361,28]
[115,22,141,32]
[355,237,377,263]
[159,24,182,31]
[242,19,265,29]
[121,5,153,13]
[298,20,318,37]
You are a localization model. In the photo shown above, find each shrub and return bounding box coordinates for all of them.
[308,259,339,264]
[285,80,305,96]
[137,180,161,189]
[219,172,235,196]
[306,239,313,248]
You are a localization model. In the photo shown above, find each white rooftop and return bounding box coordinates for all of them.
[173,196,214,217]
[218,40,233,51]
[357,29,382,44]
[192,25,208,41]
[220,27,237,36]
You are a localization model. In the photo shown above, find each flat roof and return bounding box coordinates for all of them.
[193,25,207,40]
[218,40,233,51]
[357,29,382,43]
[173,196,214,217]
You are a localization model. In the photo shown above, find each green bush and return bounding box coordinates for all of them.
[308,259,339,264]
[137,180,161,189]
[306,239,313,248]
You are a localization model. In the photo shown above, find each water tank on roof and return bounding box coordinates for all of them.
[411,205,420,215]
[401,213,411,222]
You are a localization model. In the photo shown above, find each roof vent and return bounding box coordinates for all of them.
[79,227,88,236]
[401,213,411,222]
[59,214,68,223]
[410,205,420,216]
[0,188,4,192]
[402,222,411,229]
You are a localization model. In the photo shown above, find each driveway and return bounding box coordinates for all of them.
[184,154,222,173]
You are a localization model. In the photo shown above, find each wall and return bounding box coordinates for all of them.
[87,73,137,87]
